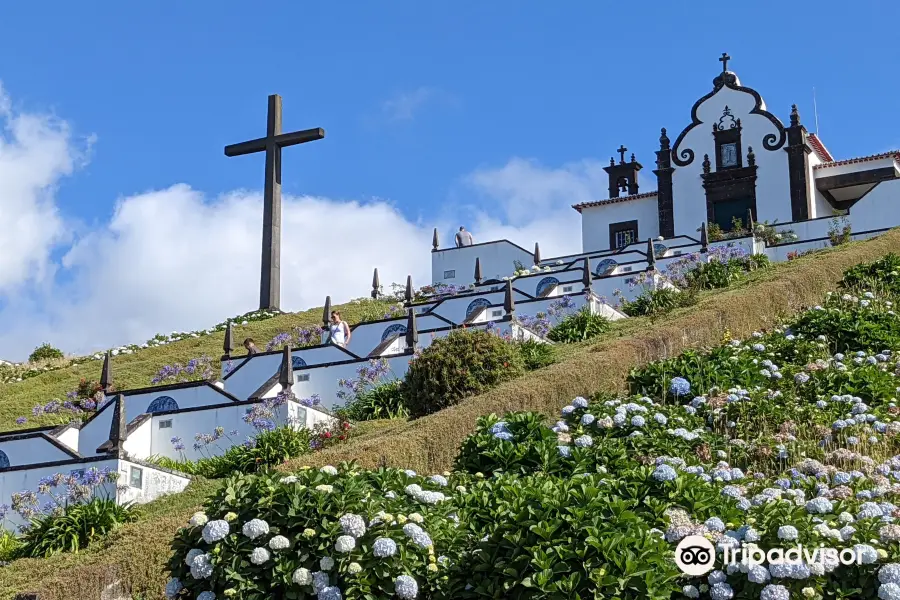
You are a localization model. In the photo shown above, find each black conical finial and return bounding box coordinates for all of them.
[405,275,414,304]
[582,257,592,291]
[371,268,380,299]
[432,228,439,251]
[503,279,515,318]
[474,257,483,285]
[702,154,711,174]
[405,307,418,351]
[100,351,112,392]
[278,344,294,390]
[747,146,756,167]
[790,104,800,127]
[659,127,670,150]
[700,222,709,253]
[109,394,126,456]
[647,239,657,270]
[222,321,234,359]
[323,296,332,329]
[533,242,541,266]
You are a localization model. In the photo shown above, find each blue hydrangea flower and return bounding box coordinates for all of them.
[652,464,677,482]
[669,377,691,397]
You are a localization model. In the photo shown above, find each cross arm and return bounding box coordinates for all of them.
[274,127,325,148]
[224,137,268,157]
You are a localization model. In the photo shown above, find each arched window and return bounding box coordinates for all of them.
[595,258,618,277]
[292,356,307,369]
[465,298,492,319]
[535,277,560,297]
[381,324,407,341]
[146,396,179,414]
[0,450,9,469]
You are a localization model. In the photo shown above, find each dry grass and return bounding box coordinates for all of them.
[2,232,899,599]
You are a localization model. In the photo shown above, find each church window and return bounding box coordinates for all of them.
[129,466,143,489]
[296,373,310,382]
[562,285,574,293]
[609,220,639,251]
[443,270,456,279]
[159,419,172,429]
[491,309,502,318]
[146,395,179,414]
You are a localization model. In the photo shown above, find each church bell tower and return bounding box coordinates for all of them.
[603,145,641,198]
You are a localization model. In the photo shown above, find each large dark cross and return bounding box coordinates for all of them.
[617,145,628,164]
[719,52,731,72]
[224,95,325,311]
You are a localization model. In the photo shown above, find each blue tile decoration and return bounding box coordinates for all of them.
[595,258,618,277]
[535,276,559,297]
[292,356,307,369]
[465,298,492,319]
[381,323,408,342]
[146,395,179,414]
[653,242,668,257]
[0,450,8,469]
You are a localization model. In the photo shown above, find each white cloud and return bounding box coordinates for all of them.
[381,87,438,121]
[0,88,606,362]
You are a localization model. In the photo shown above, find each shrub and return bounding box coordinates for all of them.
[339,380,408,421]
[841,253,900,294]
[402,329,525,418]
[829,215,853,246]
[0,530,22,562]
[515,339,556,370]
[546,307,610,343]
[167,464,465,600]
[19,497,137,558]
[620,287,695,317]
[150,355,215,385]
[27,342,63,363]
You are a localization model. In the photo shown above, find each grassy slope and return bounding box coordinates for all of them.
[0,299,396,430]
[3,231,900,599]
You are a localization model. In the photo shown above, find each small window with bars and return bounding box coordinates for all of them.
[129,466,143,489]
[443,270,456,279]
[159,419,172,429]
[615,229,636,249]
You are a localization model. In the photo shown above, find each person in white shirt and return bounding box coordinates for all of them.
[455,226,474,247]
[328,310,352,347]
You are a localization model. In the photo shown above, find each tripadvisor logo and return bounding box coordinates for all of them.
[674,534,866,576]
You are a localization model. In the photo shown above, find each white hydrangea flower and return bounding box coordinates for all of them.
[395,575,419,599]
[339,513,367,538]
[190,553,213,580]
[408,513,424,524]
[250,547,270,565]
[185,548,204,567]
[316,484,335,493]
[335,535,356,553]
[190,512,209,527]
[347,562,362,574]
[373,537,398,558]
[242,518,270,540]
[269,535,290,550]
[321,465,338,476]
[201,520,230,544]
[320,556,335,571]
[293,567,312,585]
[279,475,298,484]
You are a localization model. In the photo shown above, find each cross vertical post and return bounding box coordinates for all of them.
[225,94,325,311]
[719,52,730,72]
[617,145,628,164]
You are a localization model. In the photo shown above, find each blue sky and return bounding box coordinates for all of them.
[0,1,897,359]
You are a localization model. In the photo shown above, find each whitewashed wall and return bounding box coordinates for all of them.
[123,418,152,460]
[671,81,793,235]
[222,343,353,384]
[114,459,190,506]
[78,402,116,457]
[431,241,534,286]
[55,426,79,452]
[347,314,449,356]
[0,434,77,467]
[848,180,900,233]
[580,196,660,253]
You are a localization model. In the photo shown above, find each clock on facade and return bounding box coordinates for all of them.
[721,142,738,168]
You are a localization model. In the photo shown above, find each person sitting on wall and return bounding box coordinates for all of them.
[243,338,259,355]
[328,311,352,348]
[455,226,474,247]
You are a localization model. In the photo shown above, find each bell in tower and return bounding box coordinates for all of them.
[603,145,642,198]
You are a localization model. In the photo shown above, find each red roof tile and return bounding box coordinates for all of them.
[572,191,658,213]
[814,150,900,170]
[807,134,834,163]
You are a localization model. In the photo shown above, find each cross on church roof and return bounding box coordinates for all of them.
[617,145,628,164]
[224,95,325,311]
[719,52,731,73]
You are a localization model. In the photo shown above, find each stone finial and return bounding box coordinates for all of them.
[222,321,234,359]
[582,257,592,291]
[100,351,113,392]
[702,154,711,174]
[323,296,332,329]
[405,307,418,351]
[432,228,439,251]
[278,344,293,389]
[700,222,709,253]
[790,104,800,127]
[609,157,615,167]
[647,238,657,270]
[405,275,414,304]
[747,146,756,167]
[371,268,380,299]
[630,153,637,164]
[108,394,126,456]
[659,127,670,150]
[533,242,541,266]
[474,257,483,285]
[503,279,515,318]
